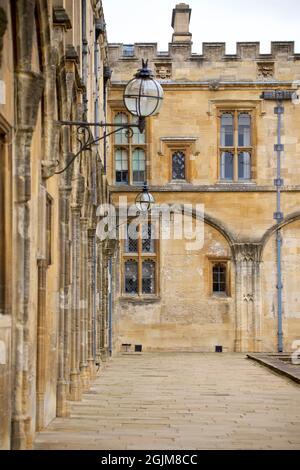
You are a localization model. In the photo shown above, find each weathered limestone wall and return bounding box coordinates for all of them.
[262,220,300,352]
[0,0,12,450]
[0,0,111,449]
[115,222,235,352]
[108,3,300,354]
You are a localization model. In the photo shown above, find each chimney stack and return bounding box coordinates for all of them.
[171,3,192,43]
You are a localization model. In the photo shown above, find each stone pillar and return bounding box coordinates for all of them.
[0,315,11,450]
[95,240,102,366]
[87,228,96,378]
[101,239,118,359]
[101,256,109,361]
[69,205,82,401]
[36,259,47,431]
[234,244,262,352]
[79,217,89,390]
[56,187,71,417]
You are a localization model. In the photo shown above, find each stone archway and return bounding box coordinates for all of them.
[116,211,237,352]
[261,215,300,352]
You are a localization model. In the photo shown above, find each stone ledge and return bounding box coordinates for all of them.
[109,184,300,193]
[119,296,161,305]
[247,353,300,384]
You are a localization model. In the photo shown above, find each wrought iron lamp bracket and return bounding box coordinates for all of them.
[51,118,145,176]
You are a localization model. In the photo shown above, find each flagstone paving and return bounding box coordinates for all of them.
[34,353,300,450]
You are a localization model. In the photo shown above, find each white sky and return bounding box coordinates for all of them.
[102,0,300,54]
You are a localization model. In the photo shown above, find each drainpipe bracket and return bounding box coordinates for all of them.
[274,178,284,187]
[274,144,284,152]
[274,106,284,115]
[273,211,284,222]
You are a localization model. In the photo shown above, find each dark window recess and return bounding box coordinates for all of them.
[115,146,128,184]
[116,170,128,184]
[125,260,138,294]
[142,260,155,294]
[172,151,185,180]
[125,224,138,253]
[142,223,155,253]
[213,263,226,293]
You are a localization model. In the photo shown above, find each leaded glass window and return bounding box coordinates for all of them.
[125,260,138,294]
[142,260,155,294]
[172,151,185,180]
[123,221,157,296]
[125,223,138,253]
[142,223,155,253]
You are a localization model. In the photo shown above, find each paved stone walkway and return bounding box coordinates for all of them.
[35,353,300,450]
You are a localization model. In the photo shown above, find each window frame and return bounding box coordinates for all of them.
[113,110,148,186]
[168,143,191,183]
[217,107,256,182]
[122,220,159,297]
[208,257,231,298]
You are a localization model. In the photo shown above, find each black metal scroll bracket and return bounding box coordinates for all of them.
[53,118,145,176]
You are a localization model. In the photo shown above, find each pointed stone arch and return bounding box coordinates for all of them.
[261,210,300,254]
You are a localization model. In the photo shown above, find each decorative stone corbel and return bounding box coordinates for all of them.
[16,71,45,129]
[209,80,220,91]
[53,6,72,30]
[41,161,59,179]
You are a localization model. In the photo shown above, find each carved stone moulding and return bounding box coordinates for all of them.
[257,61,275,80]
[155,63,172,80]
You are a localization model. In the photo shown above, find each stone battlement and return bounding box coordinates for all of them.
[109,41,299,63]
[108,41,300,84]
[108,4,300,83]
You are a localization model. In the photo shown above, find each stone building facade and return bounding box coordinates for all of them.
[107,4,300,355]
[0,0,113,450]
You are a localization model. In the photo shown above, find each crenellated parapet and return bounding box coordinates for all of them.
[108,40,299,83]
[108,3,299,83]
